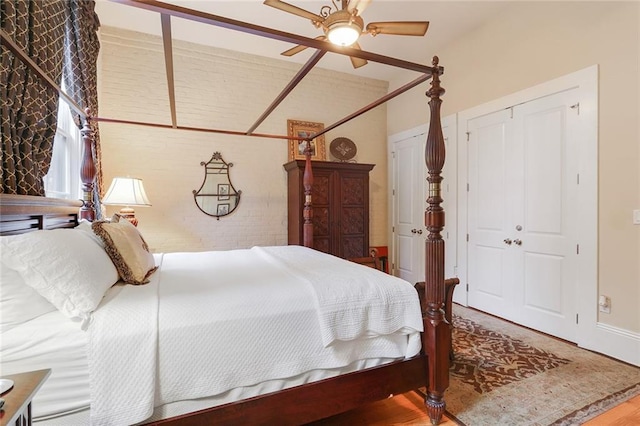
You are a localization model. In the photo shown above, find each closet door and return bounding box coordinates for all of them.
[467,109,516,321]
[510,89,579,341]
[467,89,579,341]
[392,134,425,284]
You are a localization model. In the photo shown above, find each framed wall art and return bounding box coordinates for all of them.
[287,119,326,161]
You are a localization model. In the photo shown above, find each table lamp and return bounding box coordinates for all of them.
[102,177,151,226]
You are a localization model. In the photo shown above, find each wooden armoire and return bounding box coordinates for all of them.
[284,160,375,259]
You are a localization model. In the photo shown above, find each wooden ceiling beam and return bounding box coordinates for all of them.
[313,73,432,140]
[94,116,309,141]
[110,0,435,75]
[160,14,177,128]
[246,49,327,135]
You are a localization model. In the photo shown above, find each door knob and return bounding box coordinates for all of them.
[411,229,417,234]
[417,229,423,235]
[514,239,522,246]
[504,238,512,245]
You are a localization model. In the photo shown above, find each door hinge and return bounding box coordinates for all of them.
[577,173,580,185]
[509,106,514,119]
[466,131,470,141]
[467,183,470,192]
[392,189,395,196]
[466,283,469,292]
[392,226,395,233]
[446,231,449,239]
[570,102,580,115]
[576,244,580,254]
[576,313,579,324]
[466,233,469,242]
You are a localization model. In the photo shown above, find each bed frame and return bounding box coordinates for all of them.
[0,1,453,424]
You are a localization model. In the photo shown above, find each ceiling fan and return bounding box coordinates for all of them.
[263,0,429,68]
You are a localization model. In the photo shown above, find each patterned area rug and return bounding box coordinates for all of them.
[446,305,640,426]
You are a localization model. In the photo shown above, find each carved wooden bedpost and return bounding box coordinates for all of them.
[423,56,449,425]
[79,108,97,221]
[302,142,314,248]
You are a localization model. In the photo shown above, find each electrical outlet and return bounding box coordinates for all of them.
[634,210,640,225]
[598,295,611,314]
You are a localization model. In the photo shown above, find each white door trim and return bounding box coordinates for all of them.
[456,65,618,360]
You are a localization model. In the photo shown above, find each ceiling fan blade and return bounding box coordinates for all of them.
[281,35,327,57]
[349,42,368,69]
[347,0,371,14]
[366,21,429,36]
[263,0,323,22]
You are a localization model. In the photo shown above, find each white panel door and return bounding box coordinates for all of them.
[392,134,425,284]
[510,89,579,341]
[467,89,579,342]
[467,109,515,320]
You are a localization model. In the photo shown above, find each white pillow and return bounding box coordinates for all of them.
[75,219,106,248]
[0,264,56,332]
[0,229,119,327]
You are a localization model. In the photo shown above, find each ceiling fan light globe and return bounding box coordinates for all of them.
[327,24,360,46]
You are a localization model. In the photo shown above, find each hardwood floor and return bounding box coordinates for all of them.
[584,394,640,426]
[311,393,640,425]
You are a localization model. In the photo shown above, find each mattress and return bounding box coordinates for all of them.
[0,309,89,420]
[1,246,422,425]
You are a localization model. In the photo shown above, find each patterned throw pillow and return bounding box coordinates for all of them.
[92,219,157,285]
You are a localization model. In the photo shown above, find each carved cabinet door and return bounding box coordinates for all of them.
[284,160,374,259]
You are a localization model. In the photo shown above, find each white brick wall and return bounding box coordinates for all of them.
[98,27,389,253]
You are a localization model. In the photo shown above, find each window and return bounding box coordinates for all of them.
[44,98,81,200]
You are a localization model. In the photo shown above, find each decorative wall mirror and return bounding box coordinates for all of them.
[193,152,241,219]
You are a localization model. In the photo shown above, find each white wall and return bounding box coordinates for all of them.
[98,27,389,253]
[387,1,639,333]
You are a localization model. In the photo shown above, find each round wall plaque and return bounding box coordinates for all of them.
[330,137,357,162]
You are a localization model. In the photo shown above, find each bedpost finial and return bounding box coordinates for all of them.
[84,107,92,118]
[432,56,439,67]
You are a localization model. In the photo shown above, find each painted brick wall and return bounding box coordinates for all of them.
[98,27,389,253]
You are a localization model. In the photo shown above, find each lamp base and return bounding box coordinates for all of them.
[117,207,138,227]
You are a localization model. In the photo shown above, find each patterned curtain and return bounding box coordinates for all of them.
[63,0,102,214]
[0,0,66,195]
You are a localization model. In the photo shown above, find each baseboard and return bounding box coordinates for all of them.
[580,322,640,367]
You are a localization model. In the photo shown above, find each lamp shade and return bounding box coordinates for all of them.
[327,23,360,46]
[324,10,363,47]
[102,177,151,207]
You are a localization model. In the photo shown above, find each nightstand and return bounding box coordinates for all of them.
[0,369,50,426]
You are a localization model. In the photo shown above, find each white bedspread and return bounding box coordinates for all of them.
[88,246,422,426]
[256,246,423,345]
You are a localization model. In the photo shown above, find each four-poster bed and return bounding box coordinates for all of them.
[0,0,453,424]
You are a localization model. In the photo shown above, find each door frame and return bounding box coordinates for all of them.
[457,65,598,351]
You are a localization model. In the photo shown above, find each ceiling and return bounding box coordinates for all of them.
[95,0,513,82]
